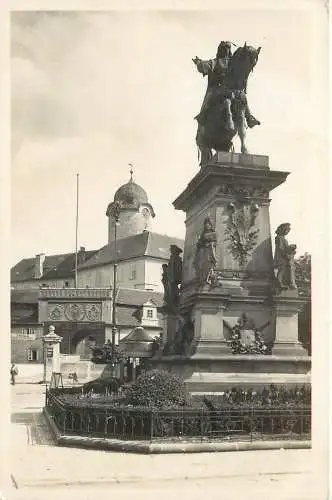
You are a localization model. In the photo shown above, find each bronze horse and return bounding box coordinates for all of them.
[196,44,261,166]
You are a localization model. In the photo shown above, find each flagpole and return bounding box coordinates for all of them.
[75,173,79,289]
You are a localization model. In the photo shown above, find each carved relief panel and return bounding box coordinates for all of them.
[216,183,273,271]
[224,201,260,267]
[48,302,102,322]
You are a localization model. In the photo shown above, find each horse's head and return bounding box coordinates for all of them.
[241,42,261,71]
[227,43,261,90]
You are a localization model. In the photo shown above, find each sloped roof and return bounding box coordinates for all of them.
[11,289,39,304]
[120,327,157,357]
[116,305,141,327]
[11,232,184,279]
[117,288,164,307]
[11,253,72,282]
[11,302,38,323]
[79,232,183,270]
[115,306,161,328]
[11,250,99,282]
[121,327,154,343]
[43,250,97,279]
[145,232,184,260]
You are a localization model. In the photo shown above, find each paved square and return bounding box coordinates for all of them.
[5,383,322,500]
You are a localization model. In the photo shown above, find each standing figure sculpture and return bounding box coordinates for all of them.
[161,263,169,303]
[193,217,217,286]
[164,245,183,310]
[273,223,297,291]
[193,41,261,165]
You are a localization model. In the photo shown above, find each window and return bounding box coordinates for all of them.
[27,349,38,361]
[15,328,37,340]
[130,267,137,280]
[64,281,69,288]
[147,309,154,319]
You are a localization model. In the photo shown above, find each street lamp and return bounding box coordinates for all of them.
[110,201,122,354]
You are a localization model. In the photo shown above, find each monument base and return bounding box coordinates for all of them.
[147,354,311,392]
[272,342,308,357]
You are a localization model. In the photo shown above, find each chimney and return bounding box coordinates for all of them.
[77,246,86,265]
[34,253,46,279]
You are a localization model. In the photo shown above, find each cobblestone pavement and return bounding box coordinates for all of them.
[3,383,326,500]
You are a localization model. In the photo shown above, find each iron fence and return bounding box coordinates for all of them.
[45,389,311,442]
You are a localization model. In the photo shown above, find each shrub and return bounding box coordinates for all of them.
[82,377,121,395]
[192,384,311,410]
[124,369,192,408]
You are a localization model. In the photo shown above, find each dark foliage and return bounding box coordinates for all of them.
[295,253,311,354]
[193,384,311,410]
[295,253,311,297]
[123,369,192,408]
[82,376,121,396]
[90,341,124,365]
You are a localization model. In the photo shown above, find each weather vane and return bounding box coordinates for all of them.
[128,163,134,181]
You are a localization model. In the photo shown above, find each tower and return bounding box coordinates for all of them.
[106,169,155,244]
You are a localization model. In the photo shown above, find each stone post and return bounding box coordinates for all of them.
[161,313,168,349]
[191,299,229,356]
[42,325,63,383]
[272,293,308,356]
[160,306,182,353]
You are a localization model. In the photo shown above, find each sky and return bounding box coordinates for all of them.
[11,8,328,265]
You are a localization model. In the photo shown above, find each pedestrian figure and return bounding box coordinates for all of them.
[10,363,18,385]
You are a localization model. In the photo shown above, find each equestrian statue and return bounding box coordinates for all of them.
[193,41,261,166]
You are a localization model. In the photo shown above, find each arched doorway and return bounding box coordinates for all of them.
[71,330,97,359]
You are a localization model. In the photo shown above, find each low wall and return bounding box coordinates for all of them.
[14,363,44,383]
[13,360,108,384]
[60,359,107,384]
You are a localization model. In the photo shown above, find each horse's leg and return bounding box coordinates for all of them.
[200,146,212,166]
[237,108,248,154]
[196,124,211,167]
[245,103,261,128]
[224,98,235,131]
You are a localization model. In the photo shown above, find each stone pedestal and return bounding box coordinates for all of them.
[173,152,291,355]
[174,153,288,306]
[162,311,183,351]
[272,292,307,356]
[190,294,229,355]
[147,355,311,392]
[150,152,310,391]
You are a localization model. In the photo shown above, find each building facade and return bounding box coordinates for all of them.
[11,173,184,364]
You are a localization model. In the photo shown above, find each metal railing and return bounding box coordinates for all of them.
[45,390,311,442]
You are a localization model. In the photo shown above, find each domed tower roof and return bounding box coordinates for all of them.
[106,168,155,217]
[114,178,148,207]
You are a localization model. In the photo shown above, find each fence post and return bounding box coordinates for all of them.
[300,407,304,436]
[63,408,66,434]
[81,408,84,434]
[250,405,254,442]
[200,409,204,441]
[150,409,154,442]
[104,410,108,438]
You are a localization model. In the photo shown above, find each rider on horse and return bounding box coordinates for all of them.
[193,41,260,131]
